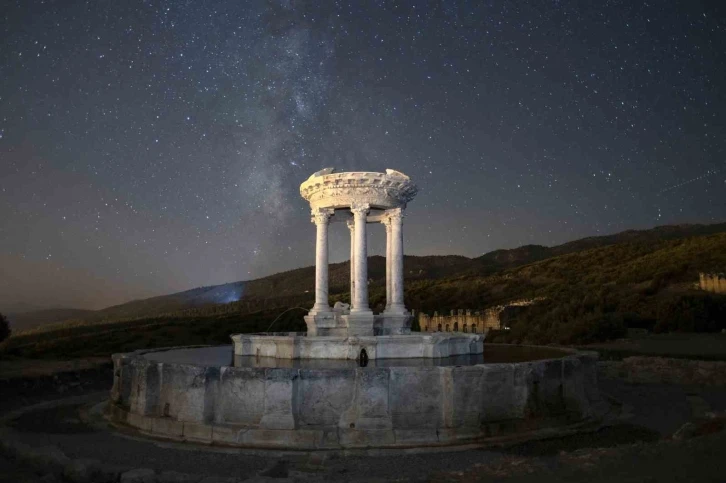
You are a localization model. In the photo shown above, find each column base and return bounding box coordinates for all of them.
[376,312,413,335]
[341,312,375,337]
[304,312,346,337]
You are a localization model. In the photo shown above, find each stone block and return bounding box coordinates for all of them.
[524,359,565,417]
[237,429,321,448]
[350,368,391,429]
[376,313,412,335]
[297,369,355,427]
[338,428,395,447]
[183,422,212,442]
[126,412,153,432]
[210,425,241,445]
[479,364,515,421]
[581,354,600,405]
[392,429,439,445]
[202,367,220,424]
[157,471,202,483]
[151,417,183,438]
[259,368,297,430]
[159,364,207,422]
[218,367,265,425]
[109,403,129,424]
[319,430,340,448]
[120,468,156,483]
[562,356,587,413]
[510,363,530,418]
[389,367,442,428]
[344,312,375,337]
[129,359,159,415]
[142,362,162,416]
[450,366,484,428]
[63,458,102,483]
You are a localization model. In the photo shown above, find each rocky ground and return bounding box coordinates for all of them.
[1,356,726,482]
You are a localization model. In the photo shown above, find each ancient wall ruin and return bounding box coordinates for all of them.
[699,273,726,294]
[417,298,543,333]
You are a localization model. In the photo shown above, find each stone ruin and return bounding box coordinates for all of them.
[699,272,726,294]
[418,298,544,333]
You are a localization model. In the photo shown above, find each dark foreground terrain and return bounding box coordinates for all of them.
[2,348,726,482]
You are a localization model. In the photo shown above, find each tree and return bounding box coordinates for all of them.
[0,312,10,343]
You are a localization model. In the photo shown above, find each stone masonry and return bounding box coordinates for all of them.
[418,298,544,333]
[699,272,726,294]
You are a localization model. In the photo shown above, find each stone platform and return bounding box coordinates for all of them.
[108,345,602,450]
[230,332,485,360]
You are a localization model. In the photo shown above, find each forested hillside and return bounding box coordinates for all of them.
[409,232,726,343]
[2,222,725,358]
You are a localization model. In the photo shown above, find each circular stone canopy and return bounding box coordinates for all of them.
[300,168,418,210]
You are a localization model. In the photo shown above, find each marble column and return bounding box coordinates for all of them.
[350,202,371,313]
[388,207,407,314]
[384,216,392,311]
[310,208,334,314]
[347,218,356,307]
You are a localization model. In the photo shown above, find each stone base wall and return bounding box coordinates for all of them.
[230,333,484,360]
[108,346,601,450]
[699,273,726,294]
[418,301,544,334]
[418,309,503,333]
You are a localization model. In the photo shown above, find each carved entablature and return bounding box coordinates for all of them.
[300,169,418,211]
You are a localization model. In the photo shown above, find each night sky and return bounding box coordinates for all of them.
[1,1,725,311]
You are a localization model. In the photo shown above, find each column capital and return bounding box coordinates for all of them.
[350,202,370,216]
[311,207,334,225]
[388,207,404,222]
[382,207,404,228]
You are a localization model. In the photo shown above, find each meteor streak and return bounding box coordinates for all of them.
[659,169,720,194]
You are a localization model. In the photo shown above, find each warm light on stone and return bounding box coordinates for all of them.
[300,168,419,336]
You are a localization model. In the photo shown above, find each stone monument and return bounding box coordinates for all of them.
[230,168,484,360]
[108,168,603,450]
[300,168,417,337]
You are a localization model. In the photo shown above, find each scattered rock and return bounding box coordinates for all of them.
[26,445,70,476]
[260,460,288,478]
[0,437,33,460]
[64,458,102,483]
[673,418,726,440]
[39,473,59,483]
[121,468,157,483]
[599,357,726,386]
[198,477,240,483]
[672,422,696,441]
[98,464,133,483]
[158,470,203,483]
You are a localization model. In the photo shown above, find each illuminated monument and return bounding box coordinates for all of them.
[231,168,484,359]
[108,169,602,450]
[300,168,417,337]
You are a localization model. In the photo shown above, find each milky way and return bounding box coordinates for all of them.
[1,1,724,310]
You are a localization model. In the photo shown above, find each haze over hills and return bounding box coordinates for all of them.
[5,222,726,333]
[6,308,96,332]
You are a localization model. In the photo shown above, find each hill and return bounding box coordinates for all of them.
[2,229,724,359]
[408,232,726,343]
[470,222,726,272]
[7,222,726,334]
[6,309,95,332]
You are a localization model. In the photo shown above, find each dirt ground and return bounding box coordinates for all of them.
[581,332,726,360]
[2,346,726,482]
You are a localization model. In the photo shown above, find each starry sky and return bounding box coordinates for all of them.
[1,0,725,311]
